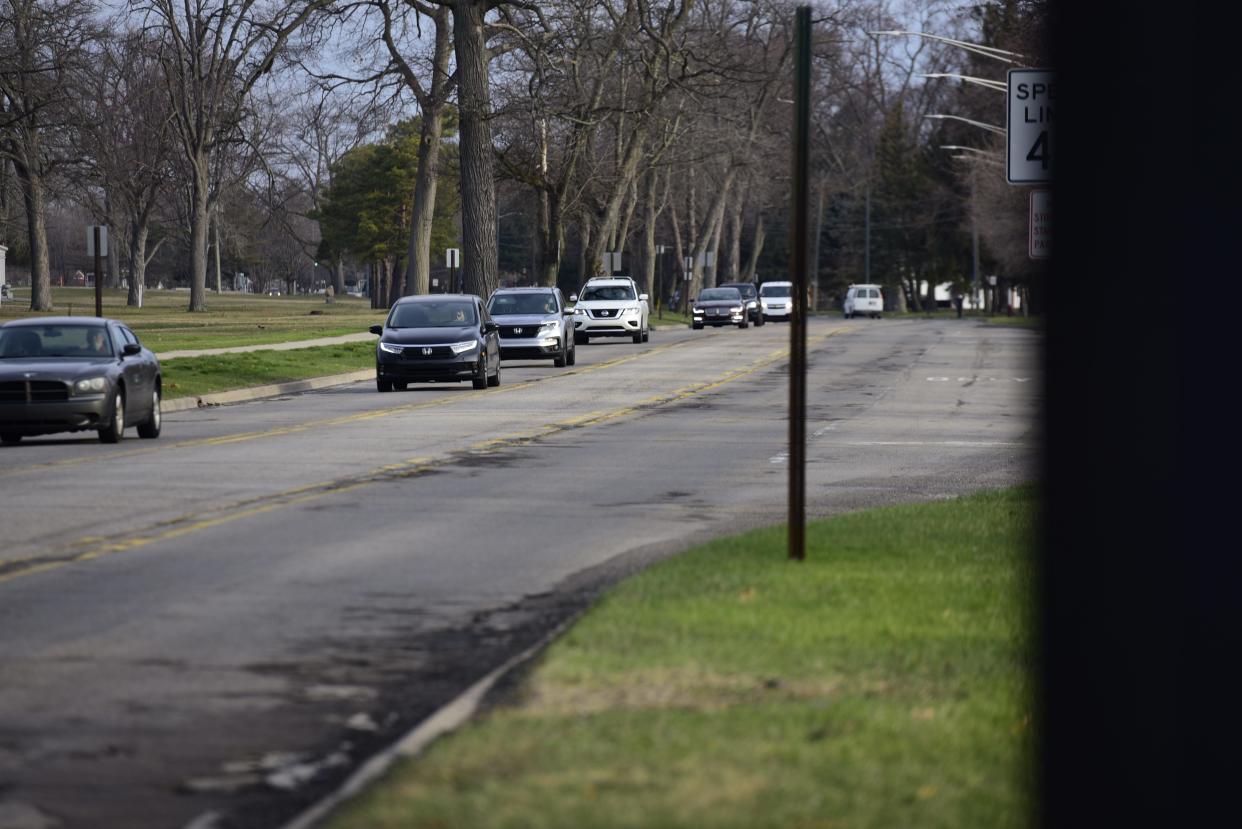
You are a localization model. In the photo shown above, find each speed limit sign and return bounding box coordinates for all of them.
[1007,69,1054,184]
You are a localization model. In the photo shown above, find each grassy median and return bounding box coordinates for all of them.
[329,486,1037,829]
[1,286,383,351]
[161,341,375,400]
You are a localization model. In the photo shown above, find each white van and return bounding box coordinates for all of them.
[844,284,883,319]
[759,281,794,321]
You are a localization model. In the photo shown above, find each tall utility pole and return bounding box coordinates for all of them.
[93,226,103,318]
[788,6,811,562]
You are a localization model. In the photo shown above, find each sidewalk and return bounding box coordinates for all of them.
[155,331,375,361]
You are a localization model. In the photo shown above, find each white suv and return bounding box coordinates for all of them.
[844,283,883,319]
[572,277,650,344]
[759,281,794,321]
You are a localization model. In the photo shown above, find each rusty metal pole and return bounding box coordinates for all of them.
[788,6,811,562]
[93,226,103,318]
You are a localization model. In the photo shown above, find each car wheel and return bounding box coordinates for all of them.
[488,359,501,387]
[137,386,162,439]
[692,322,703,330]
[738,317,748,329]
[0,432,21,445]
[472,359,488,390]
[554,338,567,368]
[632,329,643,343]
[393,381,408,391]
[756,314,765,327]
[567,339,577,365]
[377,377,393,393]
[98,389,125,444]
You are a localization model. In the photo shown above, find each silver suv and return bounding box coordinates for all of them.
[486,287,577,367]
[571,277,650,344]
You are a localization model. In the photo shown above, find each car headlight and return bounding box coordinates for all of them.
[450,341,478,355]
[693,307,704,315]
[747,300,757,308]
[730,306,743,313]
[620,307,638,316]
[378,341,403,354]
[573,307,585,316]
[75,376,107,393]
[540,322,559,333]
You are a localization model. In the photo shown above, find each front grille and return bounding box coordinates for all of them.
[588,308,625,319]
[0,380,71,403]
[400,345,454,359]
[500,325,546,339]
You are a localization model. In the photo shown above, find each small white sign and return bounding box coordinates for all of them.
[1007,69,1054,184]
[86,225,108,256]
[446,248,460,268]
[1029,190,1052,259]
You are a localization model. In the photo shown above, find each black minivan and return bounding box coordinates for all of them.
[370,295,501,391]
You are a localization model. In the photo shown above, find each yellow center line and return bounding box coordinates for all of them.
[0,329,845,586]
[0,335,700,480]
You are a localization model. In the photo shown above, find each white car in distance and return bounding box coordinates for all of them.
[759,281,794,322]
[572,277,650,344]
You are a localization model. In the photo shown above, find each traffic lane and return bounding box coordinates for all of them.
[0,322,706,471]
[0,319,1038,828]
[0,323,784,576]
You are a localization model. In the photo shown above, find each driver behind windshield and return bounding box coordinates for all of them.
[87,329,111,355]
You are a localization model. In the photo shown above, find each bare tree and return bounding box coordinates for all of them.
[137,0,332,312]
[0,0,99,310]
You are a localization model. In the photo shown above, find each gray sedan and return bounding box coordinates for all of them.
[0,317,162,445]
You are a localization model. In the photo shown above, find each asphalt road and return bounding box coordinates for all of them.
[0,317,1039,829]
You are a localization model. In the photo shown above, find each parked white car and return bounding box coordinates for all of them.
[844,283,884,319]
[572,277,650,344]
[759,281,794,321]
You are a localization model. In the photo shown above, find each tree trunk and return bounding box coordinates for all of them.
[333,258,345,296]
[535,187,563,287]
[704,208,724,289]
[127,219,148,307]
[687,168,737,301]
[403,105,444,296]
[725,198,743,282]
[213,207,222,295]
[188,151,210,311]
[640,173,659,302]
[577,212,593,284]
[590,132,648,269]
[669,195,686,312]
[742,213,765,282]
[19,166,52,311]
[452,0,498,298]
[105,193,121,289]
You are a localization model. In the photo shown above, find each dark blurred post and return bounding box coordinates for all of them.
[788,6,811,562]
[93,226,103,318]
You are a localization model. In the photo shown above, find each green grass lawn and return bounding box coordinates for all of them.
[1,286,384,351]
[329,486,1037,829]
[161,341,375,400]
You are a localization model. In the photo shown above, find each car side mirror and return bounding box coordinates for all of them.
[369,325,383,335]
[484,321,499,333]
[562,307,575,315]
[639,293,649,302]
[122,343,142,357]
[569,294,578,303]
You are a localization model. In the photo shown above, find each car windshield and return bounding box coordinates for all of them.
[700,288,742,302]
[720,284,756,298]
[760,284,792,297]
[488,293,559,315]
[0,325,113,358]
[388,301,478,328]
[581,284,636,301]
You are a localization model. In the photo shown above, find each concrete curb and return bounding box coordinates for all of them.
[276,613,580,829]
[163,369,374,413]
